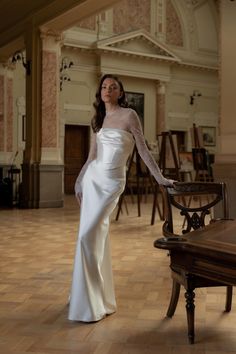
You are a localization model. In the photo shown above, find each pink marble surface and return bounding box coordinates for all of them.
[6,78,13,152]
[113,0,150,34]
[77,15,96,31]
[42,51,57,148]
[166,0,183,47]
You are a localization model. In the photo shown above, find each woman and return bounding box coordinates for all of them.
[68,74,174,322]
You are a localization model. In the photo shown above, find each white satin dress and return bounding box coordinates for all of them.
[68,128,134,322]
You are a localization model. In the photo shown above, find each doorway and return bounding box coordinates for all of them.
[64,124,89,194]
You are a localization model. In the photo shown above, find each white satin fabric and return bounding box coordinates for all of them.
[68,128,134,322]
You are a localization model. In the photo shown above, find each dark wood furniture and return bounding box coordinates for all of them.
[154,182,233,344]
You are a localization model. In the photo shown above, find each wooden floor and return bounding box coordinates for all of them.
[1,195,236,354]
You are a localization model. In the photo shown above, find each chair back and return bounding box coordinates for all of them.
[161,182,229,237]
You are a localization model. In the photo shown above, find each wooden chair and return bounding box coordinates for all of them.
[160,181,233,344]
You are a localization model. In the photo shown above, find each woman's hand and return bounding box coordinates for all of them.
[75,182,83,206]
[161,177,177,187]
[76,191,82,206]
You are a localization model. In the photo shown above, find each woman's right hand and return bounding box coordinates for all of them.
[75,181,83,206]
[76,190,82,206]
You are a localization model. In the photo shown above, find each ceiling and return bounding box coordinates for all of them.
[0,0,120,59]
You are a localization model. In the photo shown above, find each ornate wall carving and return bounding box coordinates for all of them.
[113,0,151,34]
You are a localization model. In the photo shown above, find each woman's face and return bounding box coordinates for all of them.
[100,78,122,105]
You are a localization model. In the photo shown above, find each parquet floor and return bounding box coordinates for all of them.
[1,195,236,354]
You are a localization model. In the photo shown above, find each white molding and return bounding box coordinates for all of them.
[70,64,99,73]
[100,65,171,82]
[168,112,190,118]
[41,147,63,165]
[170,78,218,89]
[96,29,181,62]
[64,103,92,112]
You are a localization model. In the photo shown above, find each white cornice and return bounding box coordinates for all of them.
[178,60,218,72]
[95,29,181,63]
[62,29,218,72]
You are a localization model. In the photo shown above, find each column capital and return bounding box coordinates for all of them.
[40,27,63,52]
[0,60,15,72]
[156,81,166,94]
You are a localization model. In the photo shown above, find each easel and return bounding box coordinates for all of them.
[192,123,203,148]
[191,124,213,182]
[190,124,213,218]
[151,131,181,225]
[115,146,162,221]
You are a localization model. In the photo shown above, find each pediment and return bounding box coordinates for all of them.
[96,30,180,62]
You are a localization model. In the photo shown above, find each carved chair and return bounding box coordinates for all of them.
[160,181,233,344]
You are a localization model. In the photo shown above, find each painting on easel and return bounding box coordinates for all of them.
[190,124,204,148]
[201,126,216,147]
[157,133,180,169]
[126,92,144,128]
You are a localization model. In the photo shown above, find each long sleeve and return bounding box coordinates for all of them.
[74,131,97,199]
[128,110,174,186]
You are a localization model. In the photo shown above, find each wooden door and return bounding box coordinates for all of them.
[64,124,89,194]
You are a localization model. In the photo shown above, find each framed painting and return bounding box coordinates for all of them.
[201,126,216,146]
[126,92,144,127]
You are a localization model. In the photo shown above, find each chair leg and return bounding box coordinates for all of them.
[225,285,233,312]
[185,288,195,344]
[151,186,158,225]
[166,280,181,318]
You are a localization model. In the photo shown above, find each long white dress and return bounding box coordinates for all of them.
[68,128,134,322]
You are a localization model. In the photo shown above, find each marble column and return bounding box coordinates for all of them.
[20,24,64,208]
[213,1,236,218]
[39,29,63,208]
[0,63,14,176]
[20,25,41,208]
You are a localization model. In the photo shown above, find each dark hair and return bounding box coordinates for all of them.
[91,74,128,132]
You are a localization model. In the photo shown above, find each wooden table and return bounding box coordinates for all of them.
[154,219,236,343]
[155,219,236,285]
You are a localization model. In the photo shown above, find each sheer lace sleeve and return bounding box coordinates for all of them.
[128,109,174,186]
[74,131,97,200]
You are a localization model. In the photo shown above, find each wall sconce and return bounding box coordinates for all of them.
[190,90,202,105]
[60,73,71,91]
[60,57,74,72]
[12,51,31,76]
[60,57,74,91]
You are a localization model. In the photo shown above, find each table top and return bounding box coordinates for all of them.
[155,219,236,261]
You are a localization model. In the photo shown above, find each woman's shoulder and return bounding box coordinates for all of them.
[120,106,138,118]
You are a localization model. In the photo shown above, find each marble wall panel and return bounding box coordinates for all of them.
[6,78,13,152]
[166,0,183,47]
[77,15,96,31]
[42,51,57,148]
[113,0,150,34]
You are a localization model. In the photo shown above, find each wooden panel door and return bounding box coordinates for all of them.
[64,125,89,194]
